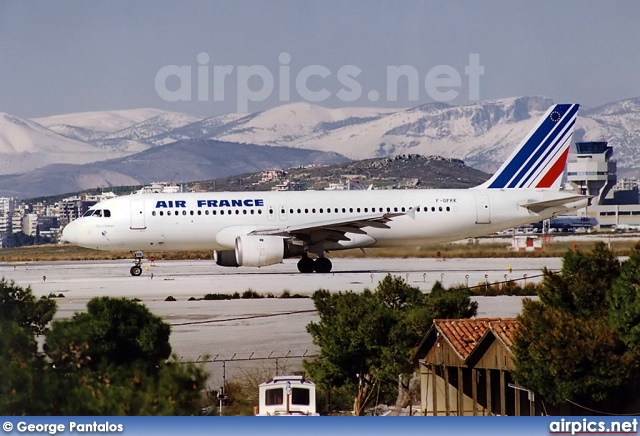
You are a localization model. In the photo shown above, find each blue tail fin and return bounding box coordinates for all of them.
[477,104,580,190]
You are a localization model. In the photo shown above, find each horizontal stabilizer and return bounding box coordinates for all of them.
[520,195,589,214]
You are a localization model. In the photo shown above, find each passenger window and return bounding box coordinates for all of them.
[312,208,316,213]
[243,210,247,215]
[197,210,202,215]
[342,208,346,213]
[432,207,436,212]
[439,207,443,212]
[394,207,398,212]
[297,209,301,214]
[319,208,323,213]
[446,206,450,212]
[401,207,406,212]
[258,210,262,214]
[251,210,255,215]
[160,211,164,216]
[182,211,187,215]
[235,210,239,215]
[334,208,338,213]
[205,210,209,215]
[364,208,368,213]
[190,210,194,215]
[152,211,156,216]
[213,210,217,215]
[349,208,353,213]
[167,211,171,216]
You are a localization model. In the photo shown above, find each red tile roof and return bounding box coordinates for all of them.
[433,318,518,360]
[488,318,518,350]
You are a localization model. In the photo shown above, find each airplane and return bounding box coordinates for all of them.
[527,215,598,232]
[62,104,588,276]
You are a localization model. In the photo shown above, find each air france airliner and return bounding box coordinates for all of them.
[62,104,588,276]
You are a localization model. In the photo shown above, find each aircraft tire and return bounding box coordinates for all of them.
[297,257,315,273]
[130,265,143,277]
[314,257,332,274]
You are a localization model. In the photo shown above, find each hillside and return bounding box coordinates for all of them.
[1,141,348,199]
[191,154,489,192]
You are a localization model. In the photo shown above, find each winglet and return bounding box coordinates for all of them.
[475,104,580,190]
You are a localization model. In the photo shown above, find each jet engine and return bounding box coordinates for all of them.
[235,235,285,267]
[213,249,239,267]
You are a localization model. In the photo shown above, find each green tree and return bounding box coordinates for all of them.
[305,275,477,415]
[305,289,395,415]
[45,297,171,371]
[513,299,635,408]
[0,320,51,415]
[537,242,619,318]
[609,243,640,353]
[513,243,640,413]
[0,278,56,335]
[0,287,207,416]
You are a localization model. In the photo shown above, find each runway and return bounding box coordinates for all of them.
[2,257,561,387]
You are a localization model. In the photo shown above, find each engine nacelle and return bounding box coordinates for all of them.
[214,249,239,267]
[235,235,285,267]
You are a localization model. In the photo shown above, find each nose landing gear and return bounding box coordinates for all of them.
[130,250,144,276]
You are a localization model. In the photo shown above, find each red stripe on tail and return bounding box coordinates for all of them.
[536,148,570,189]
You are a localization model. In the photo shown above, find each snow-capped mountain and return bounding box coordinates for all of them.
[0,113,129,175]
[2,95,639,194]
[146,112,248,145]
[212,102,398,145]
[577,98,640,175]
[34,108,206,154]
[34,108,168,133]
[100,112,204,142]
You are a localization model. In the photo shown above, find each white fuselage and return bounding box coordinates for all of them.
[62,188,586,252]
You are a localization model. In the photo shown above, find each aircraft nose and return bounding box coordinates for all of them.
[61,220,79,244]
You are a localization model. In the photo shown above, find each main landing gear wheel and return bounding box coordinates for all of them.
[130,265,142,276]
[297,256,315,274]
[313,257,332,274]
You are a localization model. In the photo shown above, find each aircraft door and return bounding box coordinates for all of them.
[130,200,146,229]
[279,205,288,221]
[475,195,491,224]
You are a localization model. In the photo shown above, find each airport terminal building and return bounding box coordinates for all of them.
[567,141,640,229]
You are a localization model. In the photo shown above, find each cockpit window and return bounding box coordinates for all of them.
[82,209,110,218]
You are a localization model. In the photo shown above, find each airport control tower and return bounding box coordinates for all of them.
[567,142,616,205]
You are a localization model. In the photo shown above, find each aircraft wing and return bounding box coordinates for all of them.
[519,195,589,214]
[249,210,411,244]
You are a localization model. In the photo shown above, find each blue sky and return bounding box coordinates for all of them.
[1,0,638,118]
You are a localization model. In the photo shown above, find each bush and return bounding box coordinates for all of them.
[204,293,232,301]
[242,289,263,299]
